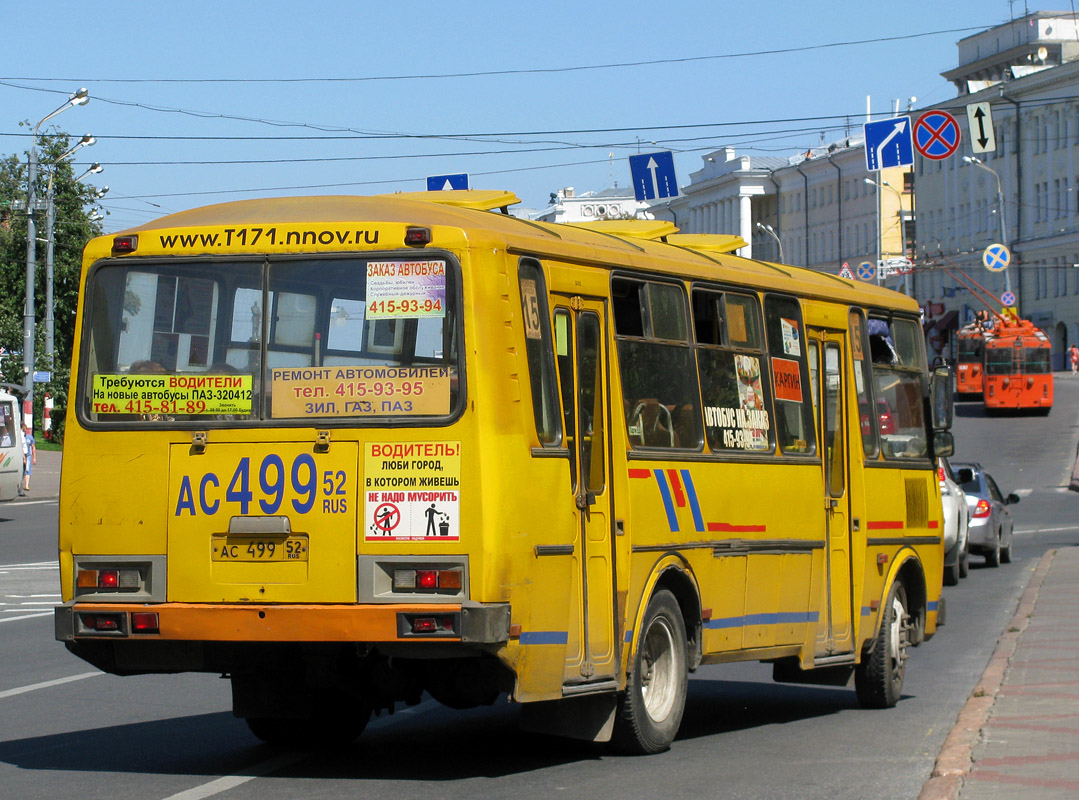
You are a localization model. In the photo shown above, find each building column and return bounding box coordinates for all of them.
[739,194,753,258]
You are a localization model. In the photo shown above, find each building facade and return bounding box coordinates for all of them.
[916,10,1079,366]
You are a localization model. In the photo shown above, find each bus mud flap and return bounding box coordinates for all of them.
[518,693,617,742]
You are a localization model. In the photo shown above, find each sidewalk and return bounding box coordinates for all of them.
[10,447,61,501]
[921,548,1079,799]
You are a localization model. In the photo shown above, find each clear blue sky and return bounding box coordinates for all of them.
[0,1,1054,231]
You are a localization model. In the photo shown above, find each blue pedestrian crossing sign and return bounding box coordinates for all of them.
[629,151,679,201]
[427,173,469,191]
[856,261,876,281]
[863,117,914,171]
[983,243,1010,272]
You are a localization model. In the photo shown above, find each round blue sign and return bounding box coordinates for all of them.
[1001,291,1016,307]
[856,261,876,281]
[914,110,961,160]
[983,243,1010,272]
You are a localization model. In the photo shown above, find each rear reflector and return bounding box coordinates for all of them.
[81,613,121,632]
[131,612,159,634]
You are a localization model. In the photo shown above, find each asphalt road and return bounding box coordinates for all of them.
[1,378,1076,800]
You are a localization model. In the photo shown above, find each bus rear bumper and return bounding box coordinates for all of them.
[55,601,511,645]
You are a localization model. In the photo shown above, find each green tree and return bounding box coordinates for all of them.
[0,129,106,441]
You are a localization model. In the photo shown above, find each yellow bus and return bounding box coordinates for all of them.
[55,190,953,753]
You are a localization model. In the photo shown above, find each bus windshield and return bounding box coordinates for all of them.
[79,256,460,426]
[984,347,1014,376]
[1022,346,1052,374]
[957,336,984,362]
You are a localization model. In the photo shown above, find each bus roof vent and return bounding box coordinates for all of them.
[384,190,522,213]
[665,233,747,254]
[566,219,679,241]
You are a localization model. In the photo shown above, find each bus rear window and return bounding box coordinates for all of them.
[79,256,460,426]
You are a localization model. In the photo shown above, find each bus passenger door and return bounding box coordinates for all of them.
[554,298,616,685]
[808,329,854,658]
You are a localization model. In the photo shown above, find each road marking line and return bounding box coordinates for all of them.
[159,753,307,800]
[1016,525,1079,534]
[0,611,52,623]
[0,671,99,699]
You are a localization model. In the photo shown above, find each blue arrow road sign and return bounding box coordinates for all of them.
[863,117,914,171]
[983,243,1011,272]
[857,261,876,281]
[427,173,469,191]
[629,151,679,201]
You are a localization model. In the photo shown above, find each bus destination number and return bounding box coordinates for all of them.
[175,454,349,517]
[211,535,309,562]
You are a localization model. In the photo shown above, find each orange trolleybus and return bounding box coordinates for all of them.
[983,317,1053,414]
[54,190,953,753]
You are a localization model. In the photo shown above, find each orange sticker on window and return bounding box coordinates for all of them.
[771,357,803,403]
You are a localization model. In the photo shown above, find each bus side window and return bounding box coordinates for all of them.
[693,288,773,454]
[763,295,816,455]
[554,309,576,487]
[612,278,701,450]
[517,259,562,447]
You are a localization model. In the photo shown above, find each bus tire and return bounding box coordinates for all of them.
[613,589,688,754]
[855,580,909,709]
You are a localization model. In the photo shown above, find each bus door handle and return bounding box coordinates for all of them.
[576,492,596,510]
[825,497,838,511]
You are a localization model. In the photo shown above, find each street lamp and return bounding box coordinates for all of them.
[44,138,97,361]
[962,155,1012,295]
[755,221,784,263]
[23,87,89,424]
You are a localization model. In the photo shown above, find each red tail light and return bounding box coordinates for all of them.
[973,498,992,518]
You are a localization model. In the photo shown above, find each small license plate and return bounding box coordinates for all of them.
[211,535,309,562]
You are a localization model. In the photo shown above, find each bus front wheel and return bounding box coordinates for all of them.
[855,581,909,709]
[613,589,688,754]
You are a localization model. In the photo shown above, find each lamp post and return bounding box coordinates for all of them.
[864,177,882,285]
[962,155,1012,295]
[23,87,89,422]
[879,179,912,295]
[44,139,98,362]
[755,221,784,263]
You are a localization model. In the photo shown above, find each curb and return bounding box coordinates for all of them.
[917,549,1055,800]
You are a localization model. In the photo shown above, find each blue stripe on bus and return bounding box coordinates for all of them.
[862,606,872,616]
[680,469,705,533]
[653,469,680,532]
[927,601,939,612]
[519,631,569,645]
[703,611,819,629]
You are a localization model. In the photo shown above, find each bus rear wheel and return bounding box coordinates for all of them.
[855,581,909,709]
[613,589,688,754]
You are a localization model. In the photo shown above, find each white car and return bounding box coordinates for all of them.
[938,457,969,585]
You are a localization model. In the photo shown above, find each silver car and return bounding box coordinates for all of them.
[938,457,969,585]
[953,462,1019,567]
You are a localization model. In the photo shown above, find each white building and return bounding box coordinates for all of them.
[532,186,653,224]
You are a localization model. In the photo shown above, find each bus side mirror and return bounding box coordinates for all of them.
[932,430,955,458]
[930,366,954,431]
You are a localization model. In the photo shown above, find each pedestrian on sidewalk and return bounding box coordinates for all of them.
[1069,343,1079,375]
[20,424,35,496]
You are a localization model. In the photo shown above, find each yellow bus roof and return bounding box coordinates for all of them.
[106,192,916,313]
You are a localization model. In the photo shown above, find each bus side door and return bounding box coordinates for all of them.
[807,328,855,657]
[554,297,616,685]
